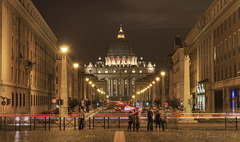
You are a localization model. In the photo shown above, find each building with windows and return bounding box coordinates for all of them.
[183,0,240,113]
[0,0,59,114]
[84,26,156,102]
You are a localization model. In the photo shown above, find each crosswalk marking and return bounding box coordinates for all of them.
[114,131,126,142]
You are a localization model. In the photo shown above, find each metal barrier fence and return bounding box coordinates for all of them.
[225,117,238,130]
[0,116,239,131]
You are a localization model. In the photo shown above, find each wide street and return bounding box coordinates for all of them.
[1,129,240,142]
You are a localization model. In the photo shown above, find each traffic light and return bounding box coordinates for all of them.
[60,99,63,105]
[7,98,11,105]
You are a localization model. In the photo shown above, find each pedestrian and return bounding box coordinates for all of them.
[155,110,161,130]
[172,108,179,129]
[78,109,85,130]
[160,108,167,131]
[147,108,153,131]
[135,111,141,132]
[127,111,133,131]
[132,109,136,131]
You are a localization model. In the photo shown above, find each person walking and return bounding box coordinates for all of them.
[135,111,141,132]
[155,110,161,130]
[132,109,136,131]
[147,108,153,131]
[127,111,133,131]
[78,109,85,130]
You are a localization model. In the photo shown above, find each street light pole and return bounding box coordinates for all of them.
[60,46,69,117]
[161,71,166,110]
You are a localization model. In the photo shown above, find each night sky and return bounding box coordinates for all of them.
[32,0,212,70]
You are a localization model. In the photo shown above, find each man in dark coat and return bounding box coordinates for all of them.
[147,108,153,131]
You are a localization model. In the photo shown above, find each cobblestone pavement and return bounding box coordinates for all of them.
[1,129,240,142]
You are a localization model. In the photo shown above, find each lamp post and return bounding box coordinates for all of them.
[160,71,166,110]
[73,63,79,112]
[60,45,69,117]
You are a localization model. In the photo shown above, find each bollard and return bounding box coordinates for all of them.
[93,117,95,129]
[89,117,91,129]
[118,117,120,129]
[104,117,105,129]
[59,117,61,130]
[49,117,51,130]
[44,117,47,130]
[63,117,65,131]
[225,117,226,130]
[74,117,76,130]
[236,117,237,131]
[34,117,36,130]
[108,117,109,129]
[30,117,31,131]
[19,117,21,131]
[4,117,6,130]
[15,118,17,131]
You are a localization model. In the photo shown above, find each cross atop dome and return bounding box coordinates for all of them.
[117,24,125,39]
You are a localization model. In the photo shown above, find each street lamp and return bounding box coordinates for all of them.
[60,45,69,117]
[73,63,79,69]
[85,78,89,81]
[160,71,166,110]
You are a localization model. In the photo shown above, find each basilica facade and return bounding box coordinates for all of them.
[84,26,156,101]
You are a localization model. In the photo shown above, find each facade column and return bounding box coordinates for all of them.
[226,87,230,113]
[122,79,125,97]
[108,79,111,96]
[111,79,114,96]
[127,79,130,96]
[116,79,118,96]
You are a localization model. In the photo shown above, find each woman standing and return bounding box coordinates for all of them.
[135,111,141,131]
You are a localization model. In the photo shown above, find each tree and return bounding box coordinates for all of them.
[68,98,78,111]
[166,96,180,109]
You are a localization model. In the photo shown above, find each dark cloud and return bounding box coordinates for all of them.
[32,0,212,69]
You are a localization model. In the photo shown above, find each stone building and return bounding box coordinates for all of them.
[0,0,59,114]
[184,0,240,113]
[167,34,191,113]
[84,26,156,103]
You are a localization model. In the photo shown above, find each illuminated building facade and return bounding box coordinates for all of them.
[84,26,156,102]
[0,0,59,114]
[185,0,240,113]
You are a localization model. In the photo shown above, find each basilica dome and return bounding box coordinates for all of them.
[107,25,135,57]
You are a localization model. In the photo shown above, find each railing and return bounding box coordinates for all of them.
[0,116,239,131]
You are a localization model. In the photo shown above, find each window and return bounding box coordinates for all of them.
[139,70,142,73]
[12,93,14,107]
[105,70,108,73]
[230,66,232,78]
[23,94,25,106]
[124,70,127,73]
[225,68,227,79]
[56,76,58,84]
[98,70,101,73]
[113,70,116,73]
[12,36,14,57]
[56,66,58,72]
[132,70,135,73]
[16,93,18,106]
[20,93,22,106]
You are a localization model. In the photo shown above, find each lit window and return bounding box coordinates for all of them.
[124,70,127,73]
[139,70,142,73]
[98,70,101,73]
[132,70,135,73]
[105,70,108,73]
[113,70,116,73]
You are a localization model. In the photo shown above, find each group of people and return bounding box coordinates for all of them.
[127,110,141,131]
[147,108,167,131]
[128,108,167,132]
